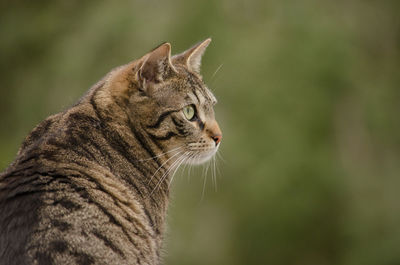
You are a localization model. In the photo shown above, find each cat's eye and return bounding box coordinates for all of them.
[183,105,196,121]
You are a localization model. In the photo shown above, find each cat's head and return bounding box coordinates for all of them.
[105,39,222,165]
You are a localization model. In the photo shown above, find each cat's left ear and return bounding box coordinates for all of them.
[138,42,177,84]
[172,38,211,74]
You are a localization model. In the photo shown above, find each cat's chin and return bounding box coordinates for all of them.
[184,147,218,165]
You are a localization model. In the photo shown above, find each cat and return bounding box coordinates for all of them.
[0,38,222,265]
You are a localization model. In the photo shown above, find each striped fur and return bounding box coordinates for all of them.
[0,39,222,265]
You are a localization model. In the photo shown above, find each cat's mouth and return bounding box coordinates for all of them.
[184,145,219,165]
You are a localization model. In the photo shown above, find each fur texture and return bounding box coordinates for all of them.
[0,39,222,265]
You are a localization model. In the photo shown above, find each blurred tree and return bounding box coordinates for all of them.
[1,0,399,264]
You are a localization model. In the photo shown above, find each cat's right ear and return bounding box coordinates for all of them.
[138,43,177,88]
[172,38,211,75]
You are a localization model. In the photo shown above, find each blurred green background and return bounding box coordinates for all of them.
[1,0,400,264]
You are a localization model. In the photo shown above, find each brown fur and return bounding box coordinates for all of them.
[0,39,221,265]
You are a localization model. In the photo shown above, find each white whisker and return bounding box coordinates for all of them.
[168,155,189,189]
[138,146,183,162]
[200,171,207,202]
[147,150,183,186]
[211,63,224,80]
[151,152,187,195]
[216,151,226,164]
[200,156,211,201]
[212,155,217,192]
[215,152,222,176]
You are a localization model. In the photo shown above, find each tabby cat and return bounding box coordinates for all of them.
[0,39,222,265]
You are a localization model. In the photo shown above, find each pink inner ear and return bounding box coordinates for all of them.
[139,43,175,83]
[172,38,211,74]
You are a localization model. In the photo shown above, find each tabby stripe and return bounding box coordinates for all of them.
[0,165,35,179]
[4,173,84,202]
[17,155,39,166]
[52,176,90,202]
[52,198,82,210]
[66,132,101,163]
[128,122,164,169]
[172,118,188,136]
[4,189,63,202]
[106,131,150,176]
[92,229,125,258]
[144,129,165,154]
[72,157,145,201]
[66,135,99,162]
[35,252,53,264]
[171,116,184,127]
[176,127,187,136]
[143,208,156,231]
[90,92,170,204]
[65,112,114,165]
[33,220,72,234]
[85,138,115,168]
[2,173,62,193]
[0,174,39,191]
[90,96,151,176]
[68,112,100,125]
[89,198,145,260]
[70,170,139,213]
[80,145,99,162]
[50,219,72,232]
[55,177,142,249]
[46,140,97,164]
[68,170,151,238]
[192,88,201,103]
[91,91,163,172]
[50,240,68,253]
[148,131,177,141]
[21,119,53,148]
[147,110,177,129]
[71,250,95,265]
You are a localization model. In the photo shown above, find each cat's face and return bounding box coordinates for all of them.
[148,68,221,165]
[125,39,222,165]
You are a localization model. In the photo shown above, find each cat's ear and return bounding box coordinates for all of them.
[138,42,177,84]
[172,38,211,74]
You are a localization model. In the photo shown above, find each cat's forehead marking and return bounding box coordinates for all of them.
[181,69,217,107]
[188,86,211,106]
[198,85,217,107]
[204,86,217,105]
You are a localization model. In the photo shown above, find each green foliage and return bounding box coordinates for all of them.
[1,0,399,264]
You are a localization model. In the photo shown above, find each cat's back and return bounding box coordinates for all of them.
[0,172,143,265]
[0,106,157,265]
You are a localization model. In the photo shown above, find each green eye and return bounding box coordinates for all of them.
[183,105,196,120]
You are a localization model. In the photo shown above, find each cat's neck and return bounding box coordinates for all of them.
[83,88,176,230]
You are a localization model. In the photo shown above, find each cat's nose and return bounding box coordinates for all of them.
[212,134,222,145]
[206,120,222,146]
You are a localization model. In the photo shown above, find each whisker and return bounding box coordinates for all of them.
[162,154,187,190]
[215,152,222,176]
[200,170,208,202]
[200,154,210,201]
[168,155,189,189]
[147,150,183,186]
[210,157,214,191]
[138,146,183,162]
[151,152,187,195]
[180,154,191,176]
[211,63,224,81]
[184,152,195,183]
[216,151,226,164]
[212,155,217,192]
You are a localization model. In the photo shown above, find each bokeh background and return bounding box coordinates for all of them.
[1,1,400,264]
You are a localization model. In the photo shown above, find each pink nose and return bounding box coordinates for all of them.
[212,134,222,145]
[206,120,222,146]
